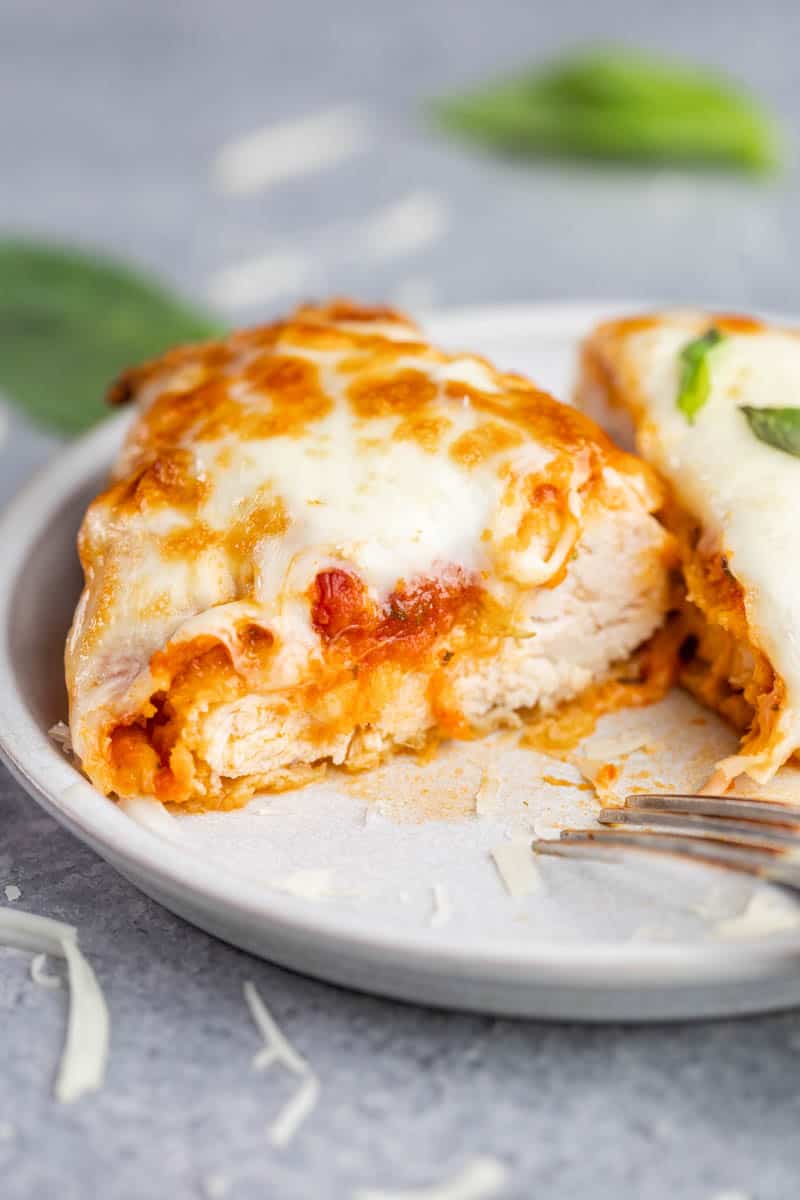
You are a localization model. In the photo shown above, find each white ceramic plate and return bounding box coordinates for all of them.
[3,301,800,1022]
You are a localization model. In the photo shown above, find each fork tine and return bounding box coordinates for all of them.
[562,827,781,865]
[532,830,800,888]
[625,793,800,826]
[598,807,800,849]
[533,832,769,876]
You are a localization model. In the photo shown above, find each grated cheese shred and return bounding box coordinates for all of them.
[353,1156,508,1200]
[243,980,320,1146]
[430,883,453,928]
[30,952,62,990]
[0,908,109,1103]
[490,841,543,898]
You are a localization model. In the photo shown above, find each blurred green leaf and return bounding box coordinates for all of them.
[0,240,225,435]
[741,406,800,457]
[676,327,725,423]
[431,47,783,174]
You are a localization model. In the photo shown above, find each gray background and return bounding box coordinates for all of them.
[2,1,800,1197]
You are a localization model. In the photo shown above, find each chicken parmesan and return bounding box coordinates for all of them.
[66,300,673,810]
[578,311,800,790]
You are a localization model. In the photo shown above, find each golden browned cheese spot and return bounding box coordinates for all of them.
[338,343,433,375]
[107,449,210,517]
[214,444,235,471]
[232,324,282,352]
[226,495,290,560]
[79,560,122,645]
[279,324,370,352]
[162,522,222,560]
[294,298,415,326]
[242,353,313,392]
[598,314,659,340]
[348,369,438,419]
[277,304,425,360]
[140,590,174,621]
[713,314,765,334]
[107,340,236,407]
[449,421,524,469]
[239,354,332,438]
[393,412,452,453]
[137,355,331,447]
[442,379,621,461]
[131,380,229,449]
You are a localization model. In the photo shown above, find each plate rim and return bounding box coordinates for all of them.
[3,298,800,1003]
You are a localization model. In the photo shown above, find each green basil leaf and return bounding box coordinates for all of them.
[431,48,782,173]
[740,406,800,458]
[0,240,225,435]
[534,48,771,116]
[677,327,725,423]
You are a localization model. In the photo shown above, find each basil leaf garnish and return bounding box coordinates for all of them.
[431,49,782,173]
[740,406,800,458]
[676,327,725,423]
[0,240,224,435]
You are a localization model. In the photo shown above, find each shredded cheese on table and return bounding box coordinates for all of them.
[30,952,62,990]
[201,1174,231,1199]
[243,980,320,1147]
[353,1157,508,1200]
[0,908,109,1103]
[212,105,373,196]
[268,1074,321,1149]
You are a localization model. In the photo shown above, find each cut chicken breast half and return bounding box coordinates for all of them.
[578,311,800,790]
[67,300,674,810]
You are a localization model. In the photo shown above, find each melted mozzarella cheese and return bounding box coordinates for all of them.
[202,402,516,602]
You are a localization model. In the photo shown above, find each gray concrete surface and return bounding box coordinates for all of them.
[2,2,800,1196]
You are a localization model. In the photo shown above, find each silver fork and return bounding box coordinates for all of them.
[531,793,800,889]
